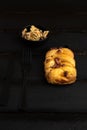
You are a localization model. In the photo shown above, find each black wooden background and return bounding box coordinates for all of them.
[0,2,87,130]
[0,0,87,12]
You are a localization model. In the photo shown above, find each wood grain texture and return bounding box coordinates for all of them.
[0,11,87,114]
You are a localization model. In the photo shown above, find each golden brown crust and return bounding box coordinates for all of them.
[44,47,77,85]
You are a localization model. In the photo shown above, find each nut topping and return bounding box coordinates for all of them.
[64,71,68,77]
[54,58,60,65]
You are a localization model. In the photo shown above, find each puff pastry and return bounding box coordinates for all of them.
[44,47,77,85]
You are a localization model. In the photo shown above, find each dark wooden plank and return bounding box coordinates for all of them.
[1,11,87,30]
[0,11,87,113]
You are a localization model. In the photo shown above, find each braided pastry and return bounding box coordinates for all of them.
[44,47,77,85]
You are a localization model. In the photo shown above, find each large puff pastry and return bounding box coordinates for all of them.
[44,47,77,85]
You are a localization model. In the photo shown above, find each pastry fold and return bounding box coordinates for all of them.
[44,47,77,85]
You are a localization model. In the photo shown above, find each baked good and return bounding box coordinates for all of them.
[44,47,77,85]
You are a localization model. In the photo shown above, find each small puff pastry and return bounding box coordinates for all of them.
[44,47,77,85]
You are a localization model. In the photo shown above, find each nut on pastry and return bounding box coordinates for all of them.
[44,47,77,85]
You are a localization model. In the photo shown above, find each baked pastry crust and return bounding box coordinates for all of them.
[44,47,77,85]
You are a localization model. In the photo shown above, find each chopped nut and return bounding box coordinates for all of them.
[64,71,68,77]
[22,25,49,41]
[54,58,60,65]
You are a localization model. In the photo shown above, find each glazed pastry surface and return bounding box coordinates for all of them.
[44,47,77,85]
